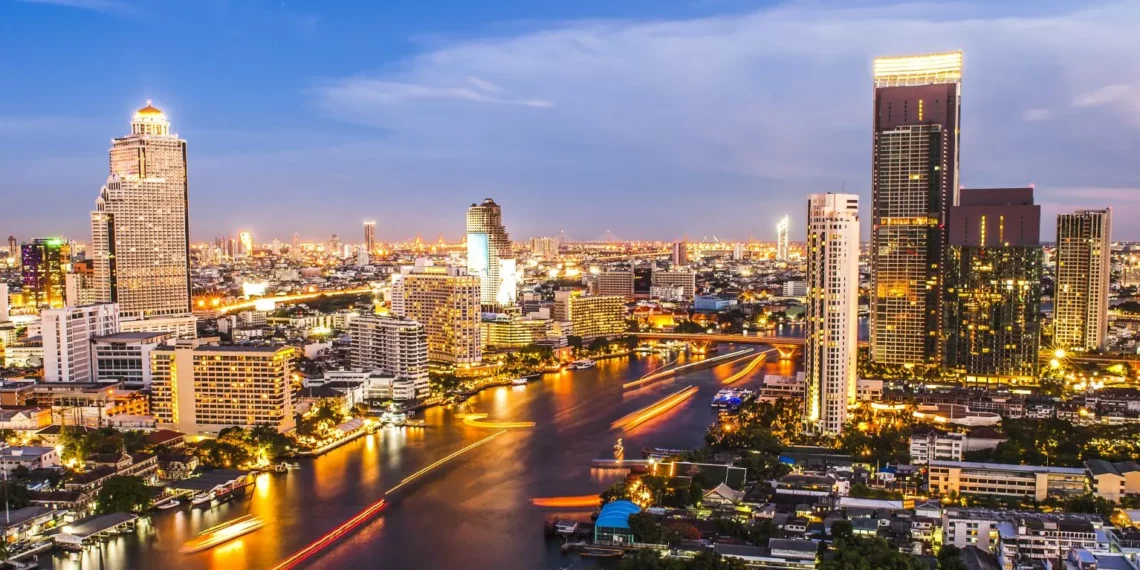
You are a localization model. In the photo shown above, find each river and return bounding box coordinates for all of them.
[43,347,796,570]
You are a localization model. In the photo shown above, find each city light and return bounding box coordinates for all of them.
[455,412,536,429]
[530,495,602,508]
[610,385,699,431]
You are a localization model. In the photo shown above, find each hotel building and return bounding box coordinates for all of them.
[553,290,625,340]
[391,259,482,365]
[348,314,429,397]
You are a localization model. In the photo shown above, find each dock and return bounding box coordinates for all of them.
[54,512,138,550]
[591,458,650,470]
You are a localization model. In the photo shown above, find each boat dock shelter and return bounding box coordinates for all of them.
[54,512,138,550]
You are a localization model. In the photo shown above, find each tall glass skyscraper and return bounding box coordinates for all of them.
[943,188,1042,384]
[870,51,962,366]
[21,237,71,310]
[90,103,191,319]
[466,198,512,307]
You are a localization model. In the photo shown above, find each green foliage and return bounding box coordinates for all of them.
[965,417,1140,468]
[830,520,853,540]
[95,476,153,514]
[60,427,150,462]
[674,321,707,334]
[937,545,967,570]
[0,480,30,510]
[629,511,664,543]
[1049,492,1116,517]
[821,537,923,570]
[713,518,776,543]
[429,372,462,396]
[617,550,749,570]
[193,425,291,468]
[567,335,583,351]
[705,398,801,452]
[848,483,903,500]
[837,407,915,464]
[295,398,349,438]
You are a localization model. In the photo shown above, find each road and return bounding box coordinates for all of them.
[43,347,795,570]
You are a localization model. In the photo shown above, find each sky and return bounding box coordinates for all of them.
[1,0,1139,244]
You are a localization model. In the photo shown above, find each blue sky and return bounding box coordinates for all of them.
[2,0,1139,244]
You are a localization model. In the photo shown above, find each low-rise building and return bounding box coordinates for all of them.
[1086,459,1140,501]
[928,460,1087,501]
[0,446,60,473]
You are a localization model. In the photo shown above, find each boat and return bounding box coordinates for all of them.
[156,498,181,510]
[273,462,289,473]
[579,546,624,558]
[568,359,596,370]
[179,515,265,553]
[633,345,654,354]
[190,492,213,507]
[511,377,528,386]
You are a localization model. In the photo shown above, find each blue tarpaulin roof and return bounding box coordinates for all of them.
[595,500,641,530]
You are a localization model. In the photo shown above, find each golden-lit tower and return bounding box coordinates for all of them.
[776,215,789,261]
[91,102,191,319]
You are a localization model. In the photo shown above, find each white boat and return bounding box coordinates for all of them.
[511,378,528,386]
[569,359,596,369]
[156,498,181,510]
[190,492,213,507]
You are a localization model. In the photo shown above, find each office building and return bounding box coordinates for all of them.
[927,460,1086,501]
[530,237,558,259]
[595,270,634,300]
[870,51,963,366]
[238,231,253,258]
[151,339,296,435]
[803,193,860,436]
[90,103,192,320]
[92,331,171,387]
[776,216,789,261]
[671,241,687,266]
[21,237,71,310]
[364,221,376,254]
[652,270,697,302]
[390,259,481,365]
[348,314,429,398]
[943,188,1042,383]
[466,198,513,307]
[1054,209,1112,351]
[41,303,120,382]
[553,291,625,340]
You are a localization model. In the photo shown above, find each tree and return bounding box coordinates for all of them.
[567,335,583,352]
[618,549,687,570]
[628,512,664,543]
[0,480,30,510]
[96,476,153,514]
[821,537,923,570]
[675,321,706,334]
[589,337,611,354]
[1060,492,1116,517]
[937,545,967,570]
[830,520,853,541]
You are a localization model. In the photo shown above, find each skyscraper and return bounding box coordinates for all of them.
[364,221,376,254]
[90,102,191,320]
[803,194,860,436]
[42,303,120,382]
[1054,209,1112,351]
[6,236,16,259]
[776,216,790,261]
[870,51,963,366]
[671,241,687,266]
[291,233,301,262]
[943,188,1042,383]
[238,231,253,258]
[349,314,429,398]
[390,259,482,364]
[466,198,512,307]
[21,237,71,310]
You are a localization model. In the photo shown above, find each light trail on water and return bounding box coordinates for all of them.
[721,350,772,385]
[610,385,700,431]
[455,412,536,429]
[530,495,602,508]
[622,349,754,389]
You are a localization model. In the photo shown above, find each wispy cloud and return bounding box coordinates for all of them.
[14,0,123,12]
[315,77,555,114]
[1022,108,1053,122]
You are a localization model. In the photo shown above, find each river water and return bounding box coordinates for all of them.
[43,347,796,570]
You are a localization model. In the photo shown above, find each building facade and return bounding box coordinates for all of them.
[363,221,376,254]
[554,291,625,340]
[21,238,71,311]
[466,198,513,307]
[803,194,860,436]
[90,103,191,320]
[41,303,120,383]
[870,51,962,366]
[151,340,296,435]
[927,460,1086,502]
[1054,209,1112,351]
[348,314,429,397]
[652,270,697,302]
[776,216,790,261]
[943,188,1042,383]
[91,331,170,387]
[671,241,687,266]
[390,260,482,365]
[595,270,634,300]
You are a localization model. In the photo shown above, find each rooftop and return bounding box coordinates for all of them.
[93,331,170,343]
[928,460,1086,475]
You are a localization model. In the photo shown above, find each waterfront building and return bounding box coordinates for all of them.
[90,103,192,321]
[348,314,429,397]
[91,331,171,387]
[870,51,962,366]
[481,312,569,349]
[595,270,634,300]
[652,270,696,302]
[466,198,513,307]
[942,188,1042,384]
[803,193,860,436]
[21,237,71,310]
[364,221,376,254]
[391,259,481,365]
[927,460,1086,501]
[41,303,120,383]
[151,339,296,435]
[553,291,625,340]
[671,241,687,266]
[1054,209,1112,351]
[776,216,790,261]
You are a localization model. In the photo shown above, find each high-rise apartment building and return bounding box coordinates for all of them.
[776,216,790,261]
[364,221,376,254]
[41,303,120,382]
[1054,209,1112,351]
[6,236,15,259]
[943,188,1042,383]
[553,290,625,340]
[90,103,191,320]
[671,241,687,266]
[21,237,71,310]
[870,51,963,366]
[390,259,482,364]
[291,233,301,262]
[652,270,697,302]
[530,237,558,260]
[595,270,634,300]
[803,194,860,436]
[238,231,253,258]
[466,198,513,307]
[151,339,296,435]
[349,314,429,397]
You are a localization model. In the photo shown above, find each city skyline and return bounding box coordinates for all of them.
[2,1,1139,242]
